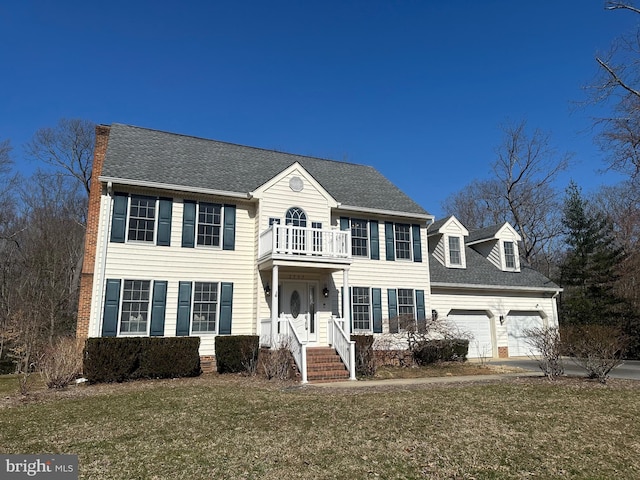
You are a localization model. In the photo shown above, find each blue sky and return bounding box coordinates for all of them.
[0,1,636,218]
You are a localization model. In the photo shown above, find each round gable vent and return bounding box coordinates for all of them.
[289,176,304,192]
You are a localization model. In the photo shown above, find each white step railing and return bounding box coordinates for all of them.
[286,316,307,383]
[259,225,351,259]
[327,316,356,381]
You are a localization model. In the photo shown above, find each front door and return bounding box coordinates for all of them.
[283,282,317,344]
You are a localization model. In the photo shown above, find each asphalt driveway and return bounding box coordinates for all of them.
[490,358,640,380]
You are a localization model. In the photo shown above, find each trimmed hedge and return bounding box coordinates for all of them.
[84,337,201,383]
[215,335,259,374]
[351,334,376,376]
[413,339,469,365]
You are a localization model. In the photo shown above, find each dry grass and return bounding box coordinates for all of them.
[371,362,520,379]
[1,374,639,479]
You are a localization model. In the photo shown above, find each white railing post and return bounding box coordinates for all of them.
[349,341,356,380]
[301,344,308,384]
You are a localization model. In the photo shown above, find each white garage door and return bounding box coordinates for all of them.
[447,310,493,359]
[507,311,544,357]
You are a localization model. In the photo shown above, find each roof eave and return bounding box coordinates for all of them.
[430,281,562,293]
[336,204,433,221]
[99,176,253,200]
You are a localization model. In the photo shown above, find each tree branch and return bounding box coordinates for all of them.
[596,56,640,99]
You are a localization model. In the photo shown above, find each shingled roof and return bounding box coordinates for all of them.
[100,124,429,216]
[429,246,560,291]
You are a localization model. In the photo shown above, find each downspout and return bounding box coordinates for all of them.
[95,182,114,336]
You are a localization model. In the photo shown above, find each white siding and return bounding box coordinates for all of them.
[257,167,333,230]
[332,214,431,333]
[89,190,257,357]
[430,288,557,358]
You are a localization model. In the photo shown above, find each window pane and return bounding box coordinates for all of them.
[120,280,150,334]
[395,223,411,260]
[352,287,371,331]
[197,203,222,246]
[504,241,516,269]
[128,196,156,242]
[449,236,461,265]
[397,288,415,318]
[351,219,368,257]
[192,282,218,333]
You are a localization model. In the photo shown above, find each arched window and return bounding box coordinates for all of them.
[285,207,307,227]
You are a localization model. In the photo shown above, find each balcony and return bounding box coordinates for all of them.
[258,224,351,264]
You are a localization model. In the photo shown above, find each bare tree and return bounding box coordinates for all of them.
[588,2,640,182]
[25,118,95,197]
[442,121,570,272]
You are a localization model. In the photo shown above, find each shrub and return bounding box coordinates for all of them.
[259,340,295,380]
[562,324,629,383]
[351,334,376,376]
[136,338,201,379]
[41,337,83,388]
[215,335,259,374]
[84,337,201,383]
[412,339,469,365]
[523,326,564,379]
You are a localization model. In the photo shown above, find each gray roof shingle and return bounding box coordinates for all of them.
[429,246,560,291]
[466,224,504,244]
[101,124,429,216]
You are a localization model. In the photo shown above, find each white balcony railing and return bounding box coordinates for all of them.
[259,225,351,260]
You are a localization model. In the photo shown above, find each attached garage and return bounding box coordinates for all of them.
[446,310,494,358]
[506,311,544,357]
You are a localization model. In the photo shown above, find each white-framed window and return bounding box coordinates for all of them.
[128,196,156,242]
[192,282,219,334]
[504,241,516,270]
[119,279,151,334]
[352,286,371,332]
[351,219,369,257]
[397,288,415,319]
[197,202,222,247]
[395,223,412,260]
[448,236,462,266]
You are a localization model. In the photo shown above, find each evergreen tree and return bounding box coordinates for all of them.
[559,182,626,326]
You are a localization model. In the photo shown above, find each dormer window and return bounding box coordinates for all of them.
[448,236,462,266]
[503,241,516,270]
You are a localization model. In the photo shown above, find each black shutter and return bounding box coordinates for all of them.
[372,288,382,333]
[181,201,196,248]
[219,283,234,334]
[150,281,167,336]
[223,205,236,251]
[102,279,121,336]
[388,289,398,333]
[412,224,422,262]
[385,222,395,261]
[369,220,379,260]
[157,198,173,246]
[110,193,128,243]
[176,281,192,336]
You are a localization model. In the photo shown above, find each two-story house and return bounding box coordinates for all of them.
[77,124,434,382]
[77,124,561,381]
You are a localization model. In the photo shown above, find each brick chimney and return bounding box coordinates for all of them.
[76,125,111,340]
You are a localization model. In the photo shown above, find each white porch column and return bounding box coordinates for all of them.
[342,267,350,336]
[271,265,279,347]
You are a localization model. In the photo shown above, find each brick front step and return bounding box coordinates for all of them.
[305,347,349,382]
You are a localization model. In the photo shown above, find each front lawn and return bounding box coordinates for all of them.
[1,374,638,479]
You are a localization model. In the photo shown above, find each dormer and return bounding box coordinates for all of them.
[466,222,522,272]
[428,215,469,269]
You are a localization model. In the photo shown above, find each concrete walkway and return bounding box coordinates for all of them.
[310,371,541,388]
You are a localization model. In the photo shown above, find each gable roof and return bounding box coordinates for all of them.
[100,124,429,217]
[427,215,469,237]
[429,246,560,291]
